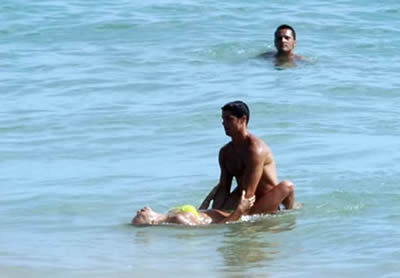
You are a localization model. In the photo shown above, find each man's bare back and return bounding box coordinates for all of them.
[200,101,295,215]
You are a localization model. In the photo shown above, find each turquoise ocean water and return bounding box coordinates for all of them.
[1,0,400,277]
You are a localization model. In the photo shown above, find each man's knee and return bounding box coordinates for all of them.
[279,180,295,195]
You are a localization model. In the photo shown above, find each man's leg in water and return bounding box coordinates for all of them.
[249,180,295,214]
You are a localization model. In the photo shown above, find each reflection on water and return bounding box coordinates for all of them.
[218,213,298,277]
[130,212,299,278]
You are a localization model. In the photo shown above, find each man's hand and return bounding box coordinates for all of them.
[237,190,255,213]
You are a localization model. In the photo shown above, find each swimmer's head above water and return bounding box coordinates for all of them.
[259,24,305,67]
[274,24,297,55]
[132,206,167,225]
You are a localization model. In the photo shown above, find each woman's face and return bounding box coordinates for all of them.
[132,207,154,225]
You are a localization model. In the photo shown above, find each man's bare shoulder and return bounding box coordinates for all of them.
[258,51,275,59]
[220,141,233,154]
[218,142,233,164]
[247,134,273,162]
[294,54,306,61]
[248,134,268,151]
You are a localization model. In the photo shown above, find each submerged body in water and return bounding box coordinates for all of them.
[259,51,306,68]
[132,190,255,226]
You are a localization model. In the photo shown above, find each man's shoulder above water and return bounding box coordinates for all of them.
[221,134,269,159]
[259,51,305,61]
[248,133,268,151]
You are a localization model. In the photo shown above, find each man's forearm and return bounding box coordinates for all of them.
[211,186,228,209]
[199,184,219,209]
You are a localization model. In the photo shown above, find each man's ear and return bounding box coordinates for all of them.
[241,116,248,125]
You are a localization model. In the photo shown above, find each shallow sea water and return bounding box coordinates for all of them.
[1,0,400,277]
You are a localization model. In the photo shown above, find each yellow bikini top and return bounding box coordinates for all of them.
[169,204,200,219]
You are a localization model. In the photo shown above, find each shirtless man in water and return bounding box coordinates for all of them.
[199,101,295,214]
[260,24,304,67]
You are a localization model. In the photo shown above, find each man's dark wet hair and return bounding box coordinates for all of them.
[221,101,250,124]
[275,24,296,40]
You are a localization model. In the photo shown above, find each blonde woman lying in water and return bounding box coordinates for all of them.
[132,190,255,226]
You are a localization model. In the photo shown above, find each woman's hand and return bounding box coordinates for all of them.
[237,190,255,213]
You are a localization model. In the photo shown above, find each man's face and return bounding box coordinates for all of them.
[222,110,245,136]
[274,28,296,54]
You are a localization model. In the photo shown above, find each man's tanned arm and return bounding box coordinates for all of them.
[211,147,233,209]
[241,143,265,199]
[199,147,233,210]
